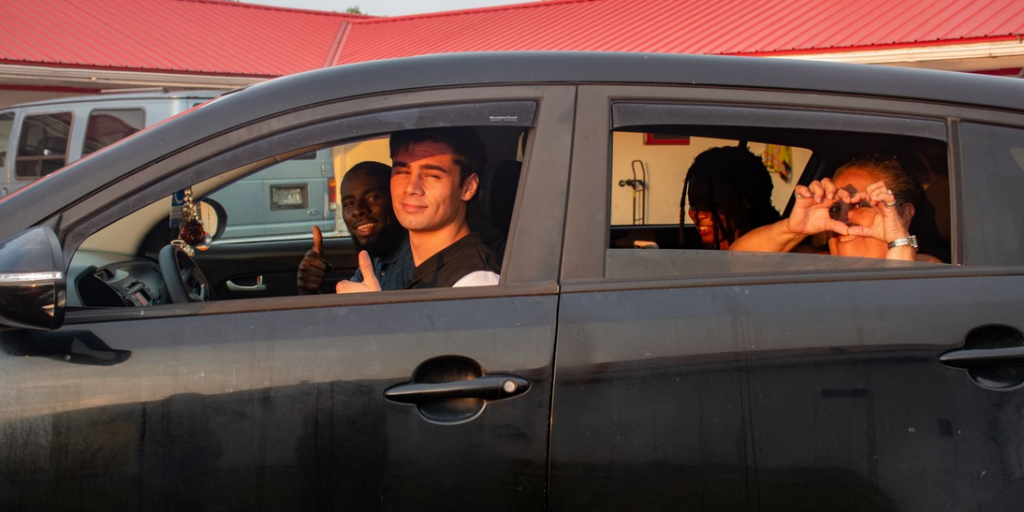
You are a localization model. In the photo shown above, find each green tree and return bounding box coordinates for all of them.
[345,6,363,14]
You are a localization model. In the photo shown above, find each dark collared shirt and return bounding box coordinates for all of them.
[350,234,414,291]
[406,232,500,289]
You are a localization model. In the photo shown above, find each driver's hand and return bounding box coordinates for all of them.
[335,251,382,294]
[297,226,328,295]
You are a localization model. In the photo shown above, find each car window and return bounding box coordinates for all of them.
[0,112,14,169]
[15,112,73,180]
[68,101,536,307]
[83,109,145,155]
[206,145,348,242]
[959,122,1024,266]
[610,132,811,226]
[604,105,951,281]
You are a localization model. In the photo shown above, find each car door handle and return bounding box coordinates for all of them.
[226,276,266,292]
[384,375,529,403]
[938,346,1024,368]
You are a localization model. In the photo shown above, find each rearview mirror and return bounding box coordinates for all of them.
[0,226,66,330]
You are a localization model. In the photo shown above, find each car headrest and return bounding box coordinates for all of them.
[479,160,522,235]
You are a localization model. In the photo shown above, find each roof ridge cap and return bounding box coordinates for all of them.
[174,0,373,18]
[323,21,353,67]
[350,0,605,25]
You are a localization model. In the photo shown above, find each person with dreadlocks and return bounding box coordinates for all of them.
[730,154,942,263]
[681,146,782,250]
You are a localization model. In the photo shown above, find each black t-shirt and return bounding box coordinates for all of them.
[406,232,501,289]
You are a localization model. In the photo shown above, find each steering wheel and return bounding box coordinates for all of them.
[158,244,217,303]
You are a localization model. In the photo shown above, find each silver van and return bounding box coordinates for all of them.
[0,90,219,197]
[0,90,338,240]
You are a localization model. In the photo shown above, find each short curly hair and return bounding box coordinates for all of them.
[835,154,923,216]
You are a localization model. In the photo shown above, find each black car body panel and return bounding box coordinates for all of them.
[1,52,1024,511]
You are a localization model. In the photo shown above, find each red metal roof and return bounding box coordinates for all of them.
[0,0,1022,77]
[335,0,1024,65]
[0,0,364,77]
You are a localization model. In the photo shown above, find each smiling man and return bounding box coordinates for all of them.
[296,161,412,294]
[336,128,500,293]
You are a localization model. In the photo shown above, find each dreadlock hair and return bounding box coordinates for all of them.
[680,146,781,248]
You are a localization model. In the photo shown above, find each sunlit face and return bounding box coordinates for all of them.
[686,180,743,249]
[827,167,890,259]
[340,170,394,250]
[390,141,478,234]
[687,209,737,249]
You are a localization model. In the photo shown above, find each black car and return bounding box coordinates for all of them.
[2,52,1023,512]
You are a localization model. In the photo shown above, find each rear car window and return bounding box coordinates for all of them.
[606,113,951,280]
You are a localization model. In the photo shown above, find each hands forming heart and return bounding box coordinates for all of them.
[788,178,910,244]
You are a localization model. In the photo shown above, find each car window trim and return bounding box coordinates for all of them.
[61,100,537,260]
[62,281,559,325]
[612,102,948,141]
[562,84,959,282]
[57,85,577,296]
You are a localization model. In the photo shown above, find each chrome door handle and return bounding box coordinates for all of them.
[939,346,1024,368]
[226,276,266,292]
[384,375,529,403]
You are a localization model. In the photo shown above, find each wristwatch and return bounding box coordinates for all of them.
[888,235,918,250]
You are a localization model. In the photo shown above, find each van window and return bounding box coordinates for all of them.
[84,109,145,155]
[0,112,13,168]
[15,112,73,180]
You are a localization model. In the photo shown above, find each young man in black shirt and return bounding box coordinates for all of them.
[336,127,500,293]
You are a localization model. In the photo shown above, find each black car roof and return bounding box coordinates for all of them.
[4,51,1023,239]
[237,51,1024,115]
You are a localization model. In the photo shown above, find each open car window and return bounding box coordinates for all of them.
[605,104,952,281]
[65,101,536,308]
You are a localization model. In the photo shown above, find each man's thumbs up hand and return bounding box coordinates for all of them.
[297,226,329,295]
[335,250,382,294]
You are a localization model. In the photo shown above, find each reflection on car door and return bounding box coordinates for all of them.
[554,85,1024,512]
[0,86,577,512]
[548,88,755,512]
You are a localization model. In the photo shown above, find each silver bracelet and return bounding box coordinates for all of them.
[887,235,918,250]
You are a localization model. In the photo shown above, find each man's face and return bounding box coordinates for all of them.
[340,170,395,251]
[391,141,478,234]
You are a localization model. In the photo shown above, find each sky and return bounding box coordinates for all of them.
[241,0,528,16]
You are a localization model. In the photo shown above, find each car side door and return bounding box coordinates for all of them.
[548,86,759,512]
[0,85,575,512]
[553,84,1024,512]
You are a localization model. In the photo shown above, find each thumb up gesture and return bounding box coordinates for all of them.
[297,226,329,295]
[335,250,381,294]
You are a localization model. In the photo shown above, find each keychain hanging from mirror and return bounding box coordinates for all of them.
[172,187,213,256]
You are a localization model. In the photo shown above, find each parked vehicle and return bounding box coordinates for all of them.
[1,52,1023,512]
[0,90,335,240]
[0,90,217,197]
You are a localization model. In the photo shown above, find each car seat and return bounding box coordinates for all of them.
[477,159,522,260]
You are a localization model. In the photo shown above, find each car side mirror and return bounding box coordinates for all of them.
[0,226,66,331]
[198,198,226,241]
